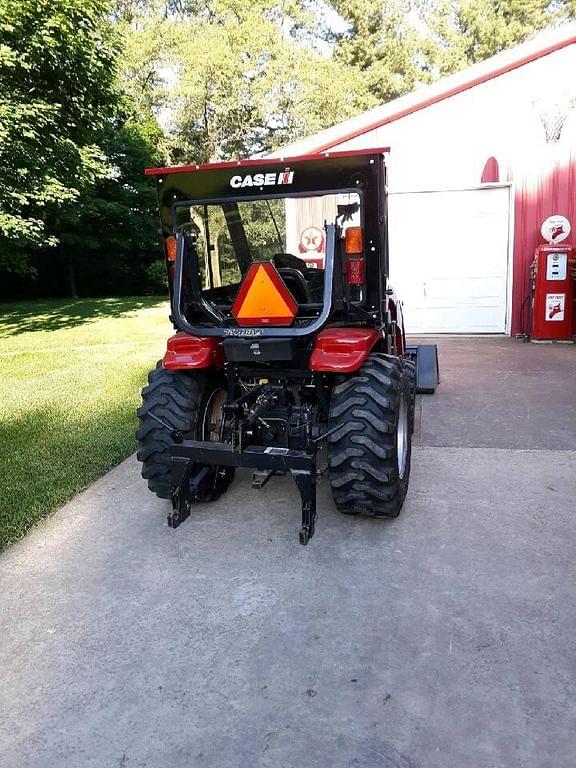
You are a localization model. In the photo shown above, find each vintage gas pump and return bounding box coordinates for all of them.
[530,216,576,341]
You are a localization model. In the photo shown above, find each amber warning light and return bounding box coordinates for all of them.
[232,262,298,326]
[344,226,364,254]
[165,235,177,262]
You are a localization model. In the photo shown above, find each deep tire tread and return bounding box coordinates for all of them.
[328,354,412,518]
[136,362,205,499]
[136,362,234,503]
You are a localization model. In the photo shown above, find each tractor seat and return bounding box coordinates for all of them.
[273,253,312,305]
[276,267,311,305]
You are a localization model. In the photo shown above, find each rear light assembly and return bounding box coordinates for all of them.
[164,235,177,287]
[310,328,381,372]
[344,226,364,254]
[346,257,365,285]
[165,235,177,262]
[343,226,365,290]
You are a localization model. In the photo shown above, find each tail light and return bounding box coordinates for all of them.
[344,226,365,286]
[346,257,365,285]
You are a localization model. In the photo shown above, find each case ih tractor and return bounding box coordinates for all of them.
[137,149,438,544]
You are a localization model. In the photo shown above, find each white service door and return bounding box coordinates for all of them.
[388,187,511,333]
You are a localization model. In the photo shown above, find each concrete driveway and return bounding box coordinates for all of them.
[1,337,575,768]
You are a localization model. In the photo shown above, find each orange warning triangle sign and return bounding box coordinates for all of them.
[232,262,298,326]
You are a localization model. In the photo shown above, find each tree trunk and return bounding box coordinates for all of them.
[66,253,78,298]
[190,207,222,289]
[210,239,222,288]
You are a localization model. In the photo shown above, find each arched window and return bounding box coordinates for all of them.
[481,157,500,183]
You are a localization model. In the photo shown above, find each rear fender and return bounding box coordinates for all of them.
[309,328,382,373]
[163,332,224,370]
[387,291,406,355]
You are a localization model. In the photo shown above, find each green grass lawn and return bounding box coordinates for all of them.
[0,297,171,550]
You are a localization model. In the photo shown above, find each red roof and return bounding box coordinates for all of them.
[269,24,576,157]
[145,146,389,176]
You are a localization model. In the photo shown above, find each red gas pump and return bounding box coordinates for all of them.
[530,216,576,341]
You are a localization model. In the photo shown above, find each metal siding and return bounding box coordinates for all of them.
[511,147,576,335]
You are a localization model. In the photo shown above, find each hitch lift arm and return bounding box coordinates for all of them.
[170,441,318,544]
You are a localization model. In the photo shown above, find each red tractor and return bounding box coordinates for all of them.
[137,149,438,544]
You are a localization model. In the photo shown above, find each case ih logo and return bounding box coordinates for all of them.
[230,168,294,189]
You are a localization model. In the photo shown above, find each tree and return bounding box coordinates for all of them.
[118,1,375,165]
[425,0,572,75]
[0,0,120,278]
[331,0,434,103]
[55,115,164,297]
[330,0,573,102]
[115,5,174,126]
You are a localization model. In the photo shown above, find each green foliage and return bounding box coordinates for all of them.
[118,1,375,164]
[332,0,573,97]
[425,0,572,75]
[55,116,164,297]
[115,7,173,126]
[0,0,118,273]
[332,0,433,103]
[146,260,169,292]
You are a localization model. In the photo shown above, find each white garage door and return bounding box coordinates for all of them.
[388,186,511,333]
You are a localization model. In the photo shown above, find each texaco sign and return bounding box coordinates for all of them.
[299,226,324,254]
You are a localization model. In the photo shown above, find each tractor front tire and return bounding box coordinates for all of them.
[136,362,234,500]
[328,354,412,517]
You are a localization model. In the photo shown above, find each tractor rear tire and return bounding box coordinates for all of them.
[136,362,234,500]
[405,359,416,433]
[328,354,412,517]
